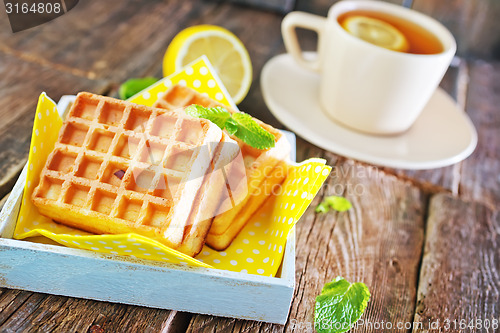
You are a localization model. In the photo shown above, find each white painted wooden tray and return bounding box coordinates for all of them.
[0,97,297,325]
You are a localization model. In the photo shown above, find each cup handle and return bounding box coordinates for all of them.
[282,12,326,72]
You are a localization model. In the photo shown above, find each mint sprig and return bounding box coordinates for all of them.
[315,277,370,333]
[225,113,276,150]
[185,105,231,129]
[316,196,352,213]
[185,105,275,150]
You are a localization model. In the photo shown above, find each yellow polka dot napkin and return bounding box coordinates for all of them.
[14,56,331,276]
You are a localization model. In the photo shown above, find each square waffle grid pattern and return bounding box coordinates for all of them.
[33,93,211,249]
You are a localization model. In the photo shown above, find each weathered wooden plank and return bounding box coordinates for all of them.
[0,53,109,199]
[0,0,220,83]
[459,60,500,208]
[0,289,34,326]
[285,156,426,333]
[186,314,282,333]
[0,289,174,332]
[187,154,426,332]
[412,193,499,332]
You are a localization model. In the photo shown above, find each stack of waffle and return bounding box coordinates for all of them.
[32,92,238,256]
[154,85,291,250]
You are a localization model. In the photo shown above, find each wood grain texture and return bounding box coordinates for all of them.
[0,0,286,86]
[0,288,173,333]
[0,53,109,199]
[458,61,500,208]
[0,0,213,82]
[186,314,282,333]
[413,193,499,332]
[288,156,426,333]
[187,154,427,332]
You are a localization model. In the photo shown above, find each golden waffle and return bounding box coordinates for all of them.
[206,162,289,250]
[154,85,291,250]
[32,92,227,257]
[176,131,240,255]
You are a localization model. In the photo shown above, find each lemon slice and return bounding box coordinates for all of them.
[163,25,252,104]
[341,16,409,52]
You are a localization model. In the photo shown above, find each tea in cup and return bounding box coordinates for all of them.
[282,0,456,135]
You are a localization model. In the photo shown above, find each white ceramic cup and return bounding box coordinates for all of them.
[282,0,456,135]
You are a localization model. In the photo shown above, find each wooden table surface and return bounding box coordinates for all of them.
[0,0,499,332]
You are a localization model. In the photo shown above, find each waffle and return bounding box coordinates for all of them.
[32,92,232,257]
[154,85,291,250]
[175,131,240,255]
[206,162,289,250]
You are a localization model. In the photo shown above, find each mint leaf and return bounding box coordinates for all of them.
[119,77,158,100]
[185,105,275,150]
[316,196,352,213]
[185,105,231,129]
[315,277,370,333]
[225,113,275,150]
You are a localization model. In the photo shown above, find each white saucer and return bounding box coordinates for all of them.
[261,53,478,170]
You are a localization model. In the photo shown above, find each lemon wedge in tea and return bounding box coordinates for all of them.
[341,15,410,52]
